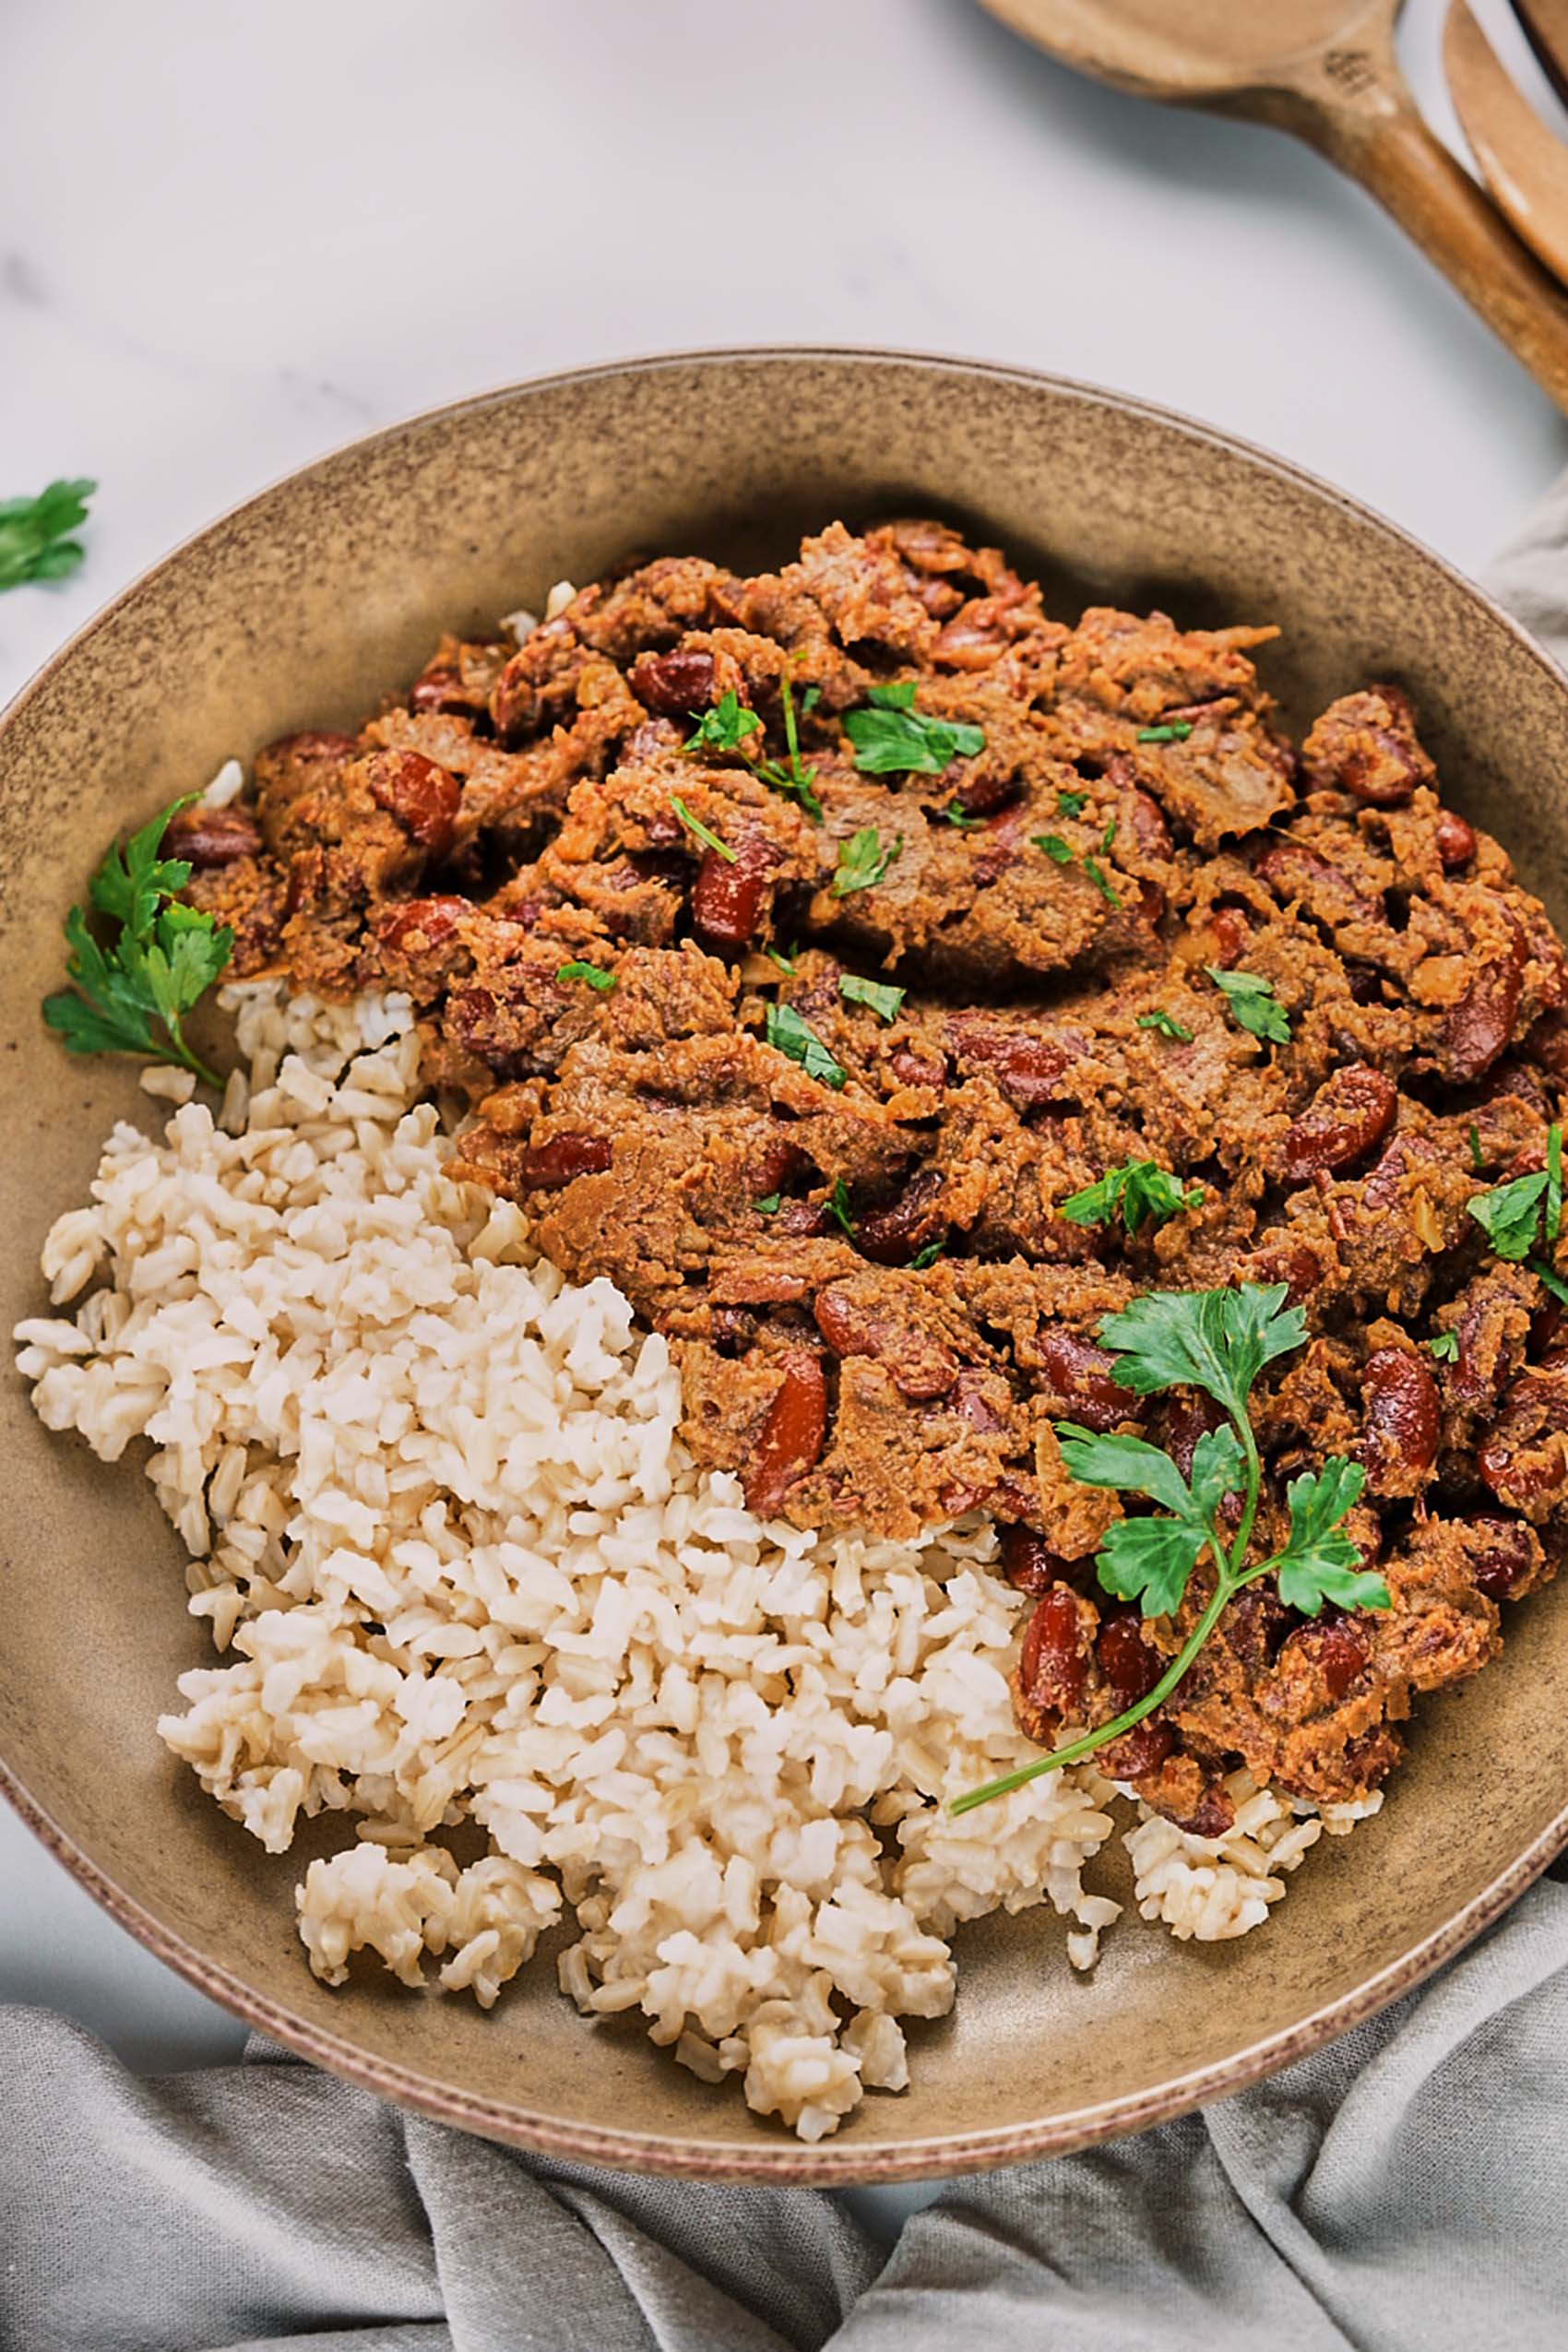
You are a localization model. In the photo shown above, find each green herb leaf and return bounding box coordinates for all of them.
[1099,816,1117,855]
[1273,1459,1389,1614]
[831,826,900,897]
[1083,857,1120,909]
[1138,1008,1194,1042]
[1467,1166,1550,1263]
[909,1238,944,1269]
[1468,1123,1485,1172]
[671,795,737,864]
[1059,1158,1204,1235]
[42,796,232,1084]
[1097,1281,1305,1420]
[0,477,96,592]
[754,669,824,820]
[944,800,983,828]
[842,684,986,776]
[755,1192,780,1215]
[1032,833,1074,865]
[1058,1420,1244,1618]
[765,1001,848,1090]
[1531,1256,1568,1308]
[1056,789,1088,817]
[1426,1329,1460,1362]
[825,1177,855,1237]
[765,944,796,974]
[684,690,760,754]
[839,972,906,1022]
[1135,721,1194,744]
[801,684,822,715]
[556,959,616,993]
[1549,1123,1562,1245]
[1206,966,1290,1045]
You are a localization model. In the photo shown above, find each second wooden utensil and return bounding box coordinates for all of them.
[976,0,1568,411]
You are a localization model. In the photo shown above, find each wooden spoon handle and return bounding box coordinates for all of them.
[1280,60,1568,410]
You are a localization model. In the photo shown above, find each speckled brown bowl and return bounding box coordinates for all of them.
[4,350,1568,2183]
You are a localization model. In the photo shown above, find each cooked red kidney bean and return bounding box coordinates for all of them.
[1282,1063,1396,1180]
[1479,1370,1568,1510]
[1100,1718,1175,1779]
[1206,906,1253,965]
[1526,1009,1568,1082]
[1441,916,1525,1083]
[1125,789,1172,859]
[1096,1608,1163,1705]
[751,1136,805,1200]
[854,1170,945,1266]
[948,1021,1072,1110]
[947,766,1016,816]
[1254,842,1380,928]
[999,1525,1075,1595]
[692,839,771,950]
[814,1289,958,1400]
[165,806,263,869]
[1284,1613,1369,1702]
[889,1047,947,1091]
[1172,1781,1237,1839]
[1038,1326,1132,1431]
[260,727,359,769]
[1358,1348,1439,1491]
[374,895,470,953]
[364,750,460,861]
[1242,1238,1324,1305]
[516,1134,613,1188]
[744,1351,826,1517]
[629,647,717,718]
[1433,809,1478,867]
[409,663,463,715]
[1466,1513,1537,1600]
[1018,1586,1088,1718]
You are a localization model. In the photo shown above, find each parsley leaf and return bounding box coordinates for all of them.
[1058,1420,1244,1617]
[1426,1329,1460,1362]
[1135,721,1194,743]
[685,690,761,754]
[825,1177,855,1236]
[765,1002,848,1090]
[753,668,824,820]
[1467,1166,1550,1262]
[1550,1124,1562,1245]
[1468,1123,1485,1172]
[1273,1460,1388,1614]
[839,972,906,1022]
[1060,1159,1204,1235]
[842,683,986,776]
[1083,858,1120,909]
[557,959,616,992]
[755,1192,781,1215]
[944,800,983,828]
[1206,966,1290,1045]
[832,826,900,897]
[0,477,96,592]
[671,795,737,864]
[1535,1257,1568,1306]
[1138,1009,1194,1042]
[42,794,232,1084]
[1033,833,1074,865]
[909,1238,944,1269]
[1096,1281,1305,1420]
[765,945,796,974]
[1056,789,1089,817]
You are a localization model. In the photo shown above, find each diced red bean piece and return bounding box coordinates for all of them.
[1466,1514,1537,1600]
[948,766,1016,816]
[1018,1587,1088,1718]
[1096,1608,1164,1706]
[165,806,263,869]
[1441,917,1526,1083]
[410,663,463,714]
[374,895,470,953]
[1283,1613,1369,1702]
[1099,1718,1175,1779]
[999,1525,1074,1595]
[629,647,718,719]
[1038,1326,1130,1431]
[814,1289,958,1400]
[1433,809,1478,867]
[1282,1063,1397,1181]
[745,1351,826,1517]
[692,844,768,949]
[854,1170,944,1266]
[1358,1348,1439,1493]
[516,1134,612,1188]
[365,750,461,861]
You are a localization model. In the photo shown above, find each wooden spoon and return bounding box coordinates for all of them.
[976,0,1568,410]
[1445,0,1568,291]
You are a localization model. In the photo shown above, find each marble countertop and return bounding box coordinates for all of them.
[3,0,1566,2225]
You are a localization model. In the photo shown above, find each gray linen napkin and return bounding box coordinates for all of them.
[6,506,1568,2352]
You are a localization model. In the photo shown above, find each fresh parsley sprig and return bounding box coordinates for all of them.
[951,1281,1389,1815]
[42,794,233,1085]
[843,683,985,776]
[0,478,96,591]
[1060,1159,1204,1236]
[832,826,900,897]
[1207,966,1290,1045]
[685,680,823,820]
[1467,1124,1566,1301]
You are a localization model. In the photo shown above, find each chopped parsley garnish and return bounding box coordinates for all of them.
[801,684,822,715]
[1060,1159,1204,1235]
[909,1239,944,1269]
[1083,857,1120,909]
[1033,833,1074,865]
[944,800,983,828]
[671,795,736,863]
[1532,1258,1568,1308]
[1138,1008,1194,1042]
[1549,1124,1562,1244]
[832,826,900,897]
[42,794,233,1086]
[842,682,986,777]
[765,944,796,974]
[755,1192,781,1215]
[1206,966,1290,1045]
[752,667,824,820]
[556,959,616,993]
[1099,816,1117,854]
[1425,1330,1460,1362]
[825,1177,856,1236]
[951,1282,1388,1815]
[1,477,96,591]
[1135,721,1194,743]
[839,973,906,1022]
[1056,789,1089,817]
[1468,1123,1485,1172]
[765,1002,848,1090]
[685,689,760,755]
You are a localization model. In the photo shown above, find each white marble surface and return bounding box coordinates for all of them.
[4,0,1568,2233]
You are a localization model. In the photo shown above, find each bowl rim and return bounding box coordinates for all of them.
[5,341,1568,2183]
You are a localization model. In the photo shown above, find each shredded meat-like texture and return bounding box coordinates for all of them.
[184,519,1568,1833]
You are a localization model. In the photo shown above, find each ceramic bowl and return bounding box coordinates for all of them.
[4,350,1567,2181]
